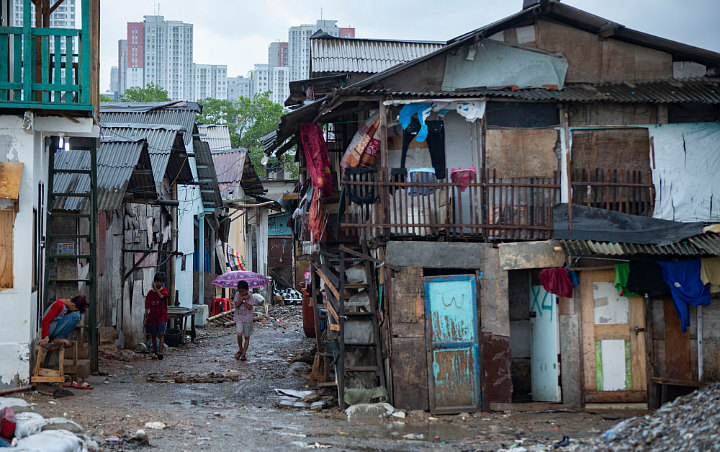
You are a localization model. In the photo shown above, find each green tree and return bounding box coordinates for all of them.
[118,82,171,102]
[198,92,297,179]
[100,94,116,102]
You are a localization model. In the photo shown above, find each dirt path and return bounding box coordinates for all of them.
[17,306,641,451]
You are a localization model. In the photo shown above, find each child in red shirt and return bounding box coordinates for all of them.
[144,273,169,359]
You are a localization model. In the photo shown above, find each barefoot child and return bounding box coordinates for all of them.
[234,281,254,361]
[40,295,88,348]
[144,273,169,359]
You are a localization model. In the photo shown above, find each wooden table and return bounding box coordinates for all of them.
[167,307,196,343]
[650,377,711,408]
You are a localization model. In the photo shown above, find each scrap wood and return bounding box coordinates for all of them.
[208,308,235,321]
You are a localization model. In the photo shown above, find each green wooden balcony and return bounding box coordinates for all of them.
[0,0,93,113]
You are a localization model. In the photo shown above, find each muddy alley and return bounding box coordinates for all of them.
[15,307,638,451]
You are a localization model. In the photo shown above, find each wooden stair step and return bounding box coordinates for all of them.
[346,366,380,372]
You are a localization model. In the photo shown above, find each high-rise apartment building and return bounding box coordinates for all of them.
[251,64,270,96]
[288,20,342,82]
[125,22,144,90]
[118,39,128,93]
[110,66,119,95]
[270,67,290,105]
[268,42,288,68]
[193,64,228,101]
[227,76,253,101]
[13,0,75,28]
[143,15,194,101]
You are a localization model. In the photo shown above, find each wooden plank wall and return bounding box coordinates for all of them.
[389,266,429,411]
[486,129,559,178]
[0,210,14,289]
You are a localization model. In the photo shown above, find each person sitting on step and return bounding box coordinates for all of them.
[40,295,88,349]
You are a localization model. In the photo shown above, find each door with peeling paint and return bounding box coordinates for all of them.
[530,284,561,402]
[424,275,481,414]
[581,270,647,404]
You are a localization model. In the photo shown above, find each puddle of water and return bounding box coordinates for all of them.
[330,421,473,443]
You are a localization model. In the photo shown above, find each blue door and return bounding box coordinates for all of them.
[425,275,481,413]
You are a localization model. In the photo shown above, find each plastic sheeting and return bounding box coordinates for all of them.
[649,123,720,222]
[554,204,704,246]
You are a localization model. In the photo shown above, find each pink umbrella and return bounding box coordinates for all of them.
[211,271,270,289]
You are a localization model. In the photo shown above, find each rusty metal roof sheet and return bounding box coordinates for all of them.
[198,125,232,152]
[311,37,444,74]
[557,232,720,257]
[193,139,223,208]
[53,138,157,211]
[342,78,720,104]
[100,101,201,146]
[101,124,192,185]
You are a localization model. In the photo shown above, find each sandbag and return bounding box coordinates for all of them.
[13,429,87,452]
[14,412,82,439]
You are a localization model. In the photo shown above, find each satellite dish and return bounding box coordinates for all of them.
[261,155,269,165]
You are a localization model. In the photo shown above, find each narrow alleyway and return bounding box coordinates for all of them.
[17,307,639,451]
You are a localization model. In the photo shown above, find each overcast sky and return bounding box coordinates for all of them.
[99,0,720,92]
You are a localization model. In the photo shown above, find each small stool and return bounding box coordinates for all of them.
[31,345,67,385]
[211,298,231,315]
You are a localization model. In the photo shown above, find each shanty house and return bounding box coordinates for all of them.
[100,102,222,312]
[265,0,720,412]
[0,0,101,387]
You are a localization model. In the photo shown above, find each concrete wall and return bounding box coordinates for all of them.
[558,287,583,407]
[0,114,96,388]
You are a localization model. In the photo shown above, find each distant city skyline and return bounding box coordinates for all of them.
[100,0,720,94]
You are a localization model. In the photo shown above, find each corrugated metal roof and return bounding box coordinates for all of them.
[198,125,232,152]
[100,102,200,146]
[212,148,246,185]
[343,78,720,104]
[193,139,223,208]
[53,138,157,211]
[101,125,192,184]
[311,37,444,74]
[558,232,720,257]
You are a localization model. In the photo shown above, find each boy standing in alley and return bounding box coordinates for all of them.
[144,273,169,359]
[234,280,254,361]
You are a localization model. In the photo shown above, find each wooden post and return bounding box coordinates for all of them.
[378,101,389,237]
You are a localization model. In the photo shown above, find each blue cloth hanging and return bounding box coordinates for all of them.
[658,260,711,332]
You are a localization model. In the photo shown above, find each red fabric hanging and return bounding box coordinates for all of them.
[300,123,332,198]
[539,268,574,298]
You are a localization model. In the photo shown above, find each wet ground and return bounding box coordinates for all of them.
[18,306,643,451]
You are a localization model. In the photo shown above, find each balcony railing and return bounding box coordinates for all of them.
[340,168,561,241]
[571,169,654,216]
[0,0,92,112]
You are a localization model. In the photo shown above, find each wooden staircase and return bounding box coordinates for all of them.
[313,240,386,409]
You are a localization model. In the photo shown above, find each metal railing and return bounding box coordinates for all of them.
[340,168,561,241]
[0,0,92,111]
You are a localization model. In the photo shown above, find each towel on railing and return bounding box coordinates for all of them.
[408,168,437,196]
[450,167,477,193]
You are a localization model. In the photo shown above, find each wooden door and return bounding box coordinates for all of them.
[582,269,647,403]
[425,275,481,413]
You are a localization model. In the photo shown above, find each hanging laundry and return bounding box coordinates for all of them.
[300,123,333,198]
[539,268,573,298]
[450,167,477,193]
[614,263,640,297]
[398,103,433,142]
[658,260,710,333]
[700,257,720,293]
[226,245,246,271]
[399,117,446,179]
[308,189,324,244]
[625,261,669,298]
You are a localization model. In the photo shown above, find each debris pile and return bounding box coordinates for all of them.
[146,371,240,383]
[273,287,303,305]
[573,383,720,451]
